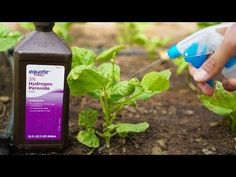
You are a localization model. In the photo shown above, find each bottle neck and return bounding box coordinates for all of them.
[35,27,53,32]
[34,22,55,32]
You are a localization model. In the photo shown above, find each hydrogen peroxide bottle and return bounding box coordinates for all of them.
[13,22,72,151]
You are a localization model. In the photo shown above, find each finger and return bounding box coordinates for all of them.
[197,82,214,96]
[222,77,236,92]
[188,63,198,77]
[193,42,234,82]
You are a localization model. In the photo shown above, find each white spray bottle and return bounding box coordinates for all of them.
[167,22,236,86]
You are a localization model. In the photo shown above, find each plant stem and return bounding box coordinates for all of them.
[99,87,114,148]
[105,138,110,148]
[87,148,96,155]
[102,88,111,128]
[99,91,107,127]
[100,94,105,113]
[229,114,236,131]
[110,112,117,123]
[96,131,104,138]
[111,55,116,83]
[112,91,143,113]
[111,132,117,137]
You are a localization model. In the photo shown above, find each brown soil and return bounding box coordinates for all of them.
[64,56,236,155]
[1,23,236,155]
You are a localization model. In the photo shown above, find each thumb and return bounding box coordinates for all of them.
[193,43,233,82]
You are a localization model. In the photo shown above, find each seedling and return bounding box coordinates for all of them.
[199,81,236,131]
[0,24,22,52]
[116,22,150,45]
[117,22,170,60]
[67,45,171,148]
[134,34,170,60]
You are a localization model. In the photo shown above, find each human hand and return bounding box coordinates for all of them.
[189,23,236,96]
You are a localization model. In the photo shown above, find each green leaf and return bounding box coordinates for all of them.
[103,131,113,139]
[108,81,135,101]
[197,22,220,29]
[78,109,98,128]
[151,37,170,47]
[129,22,151,32]
[67,65,109,96]
[146,46,157,60]
[127,70,172,101]
[0,24,22,52]
[109,78,142,105]
[19,22,35,30]
[88,89,101,99]
[141,70,171,93]
[144,37,171,60]
[121,78,144,104]
[172,56,188,75]
[54,22,73,41]
[199,95,233,116]
[71,47,95,68]
[98,63,120,82]
[108,122,149,135]
[133,33,148,45]
[129,78,142,87]
[119,71,171,106]
[77,129,99,148]
[198,81,236,116]
[116,23,151,45]
[136,92,155,101]
[96,45,125,62]
[121,78,153,105]
[117,132,128,137]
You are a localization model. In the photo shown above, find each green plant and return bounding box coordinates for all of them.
[197,22,220,29]
[19,22,73,42]
[116,22,151,45]
[54,22,73,42]
[134,34,170,60]
[0,24,22,52]
[19,22,35,31]
[199,81,236,130]
[172,56,188,75]
[67,45,171,148]
[117,22,170,60]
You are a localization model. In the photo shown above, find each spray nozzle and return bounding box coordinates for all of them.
[167,44,181,59]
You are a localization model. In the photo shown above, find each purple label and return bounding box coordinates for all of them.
[25,65,65,141]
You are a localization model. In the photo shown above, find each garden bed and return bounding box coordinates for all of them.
[1,23,236,155]
[1,55,236,155]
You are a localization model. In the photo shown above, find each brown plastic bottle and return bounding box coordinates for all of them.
[13,22,72,152]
